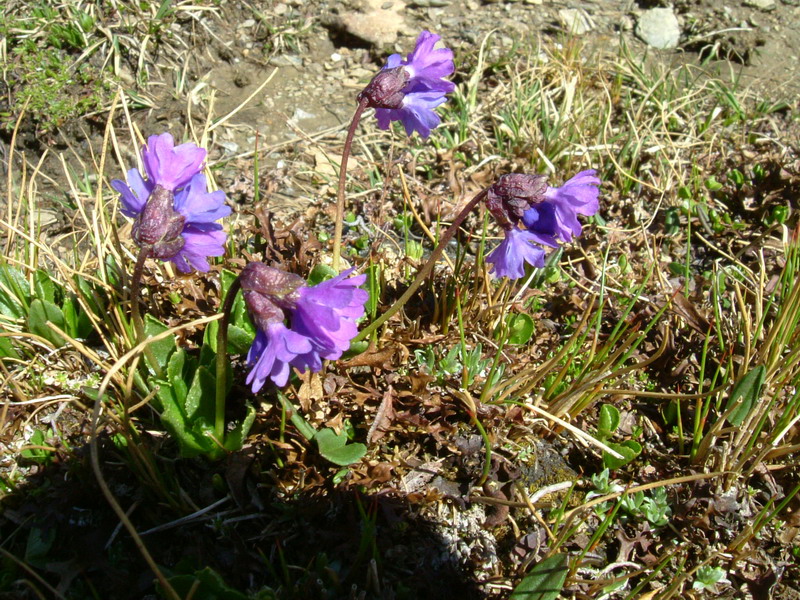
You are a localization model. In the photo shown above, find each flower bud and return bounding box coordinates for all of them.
[485,173,548,229]
[132,185,186,258]
[240,263,305,331]
[357,66,410,109]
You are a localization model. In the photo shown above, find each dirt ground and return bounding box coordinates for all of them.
[4,0,800,218]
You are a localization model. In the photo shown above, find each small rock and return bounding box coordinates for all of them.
[291,108,316,122]
[219,141,239,155]
[636,8,681,49]
[324,0,405,47]
[408,0,451,6]
[744,0,776,9]
[558,8,594,35]
[269,54,303,68]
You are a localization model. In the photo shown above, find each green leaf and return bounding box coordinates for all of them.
[277,392,317,441]
[597,404,620,441]
[307,263,338,286]
[223,404,256,452]
[61,295,94,339]
[510,553,568,600]
[25,527,57,568]
[28,298,66,347]
[143,314,176,371]
[0,264,30,318]
[205,321,254,355]
[185,365,216,424]
[157,380,214,458]
[165,567,249,600]
[74,274,102,317]
[62,295,78,336]
[315,428,366,466]
[33,270,57,304]
[167,349,190,406]
[365,264,381,317]
[0,331,20,360]
[21,429,51,463]
[507,313,534,345]
[726,366,766,426]
[668,262,689,277]
[603,440,642,471]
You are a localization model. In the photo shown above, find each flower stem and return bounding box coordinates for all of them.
[332,97,369,272]
[215,275,242,443]
[354,189,488,343]
[130,247,163,378]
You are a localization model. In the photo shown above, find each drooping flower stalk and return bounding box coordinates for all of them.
[354,188,487,343]
[331,31,455,271]
[355,169,601,340]
[332,97,369,271]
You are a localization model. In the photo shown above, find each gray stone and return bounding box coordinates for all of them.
[558,8,595,35]
[325,0,405,47]
[744,0,776,9]
[635,8,681,49]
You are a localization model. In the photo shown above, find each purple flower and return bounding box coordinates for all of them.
[142,132,206,191]
[241,264,368,392]
[246,323,315,392]
[484,169,601,280]
[292,270,368,361]
[360,31,455,138]
[523,170,601,243]
[111,135,230,273]
[485,228,545,280]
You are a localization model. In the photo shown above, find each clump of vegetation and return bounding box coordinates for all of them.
[0,4,112,134]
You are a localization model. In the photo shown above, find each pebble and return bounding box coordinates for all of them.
[636,7,681,49]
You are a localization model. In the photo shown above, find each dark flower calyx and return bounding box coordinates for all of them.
[485,173,548,229]
[132,185,186,258]
[240,263,305,330]
[357,66,410,109]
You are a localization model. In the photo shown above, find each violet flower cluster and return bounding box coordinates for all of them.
[485,170,601,279]
[240,263,368,392]
[358,30,455,138]
[112,132,230,273]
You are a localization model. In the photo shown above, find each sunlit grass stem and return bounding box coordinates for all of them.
[354,189,488,343]
[215,275,242,443]
[332,97,369,271]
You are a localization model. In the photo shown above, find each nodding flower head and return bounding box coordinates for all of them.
[485,173,548,230]
[361,30,455,138]
[131,185,186,259]
[357,67,410,109]
[240,264,368,392]
[485,170,601,280]
[240,263,305,331]
[111,133,231,273]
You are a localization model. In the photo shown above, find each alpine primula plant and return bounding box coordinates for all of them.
[485,170,601,279]
[111,132,230,273]
[239,263,368,392]
[333,30,455,269]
